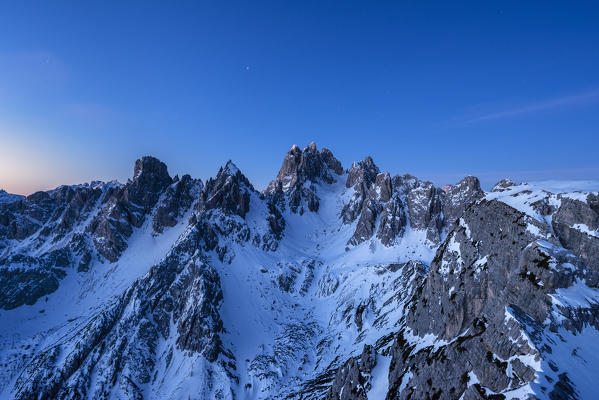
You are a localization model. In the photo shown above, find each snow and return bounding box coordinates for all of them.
[402,327,448,355]
[572,223,599,238]
[459,217,472,239]
[485,184,552,222]
[473,255,488,275]
[224,161,240,175]
[368,354,391,399]
[3,171,599,399]
[467,371,479,385]
[536,326,599,400]
[549,279,599,309]
[526,223,543,237]
[0,194,197,397]
[526,180,599,193]
[0,190,24,204]
[210,176,439,398]
[439,233,462,277]
[397,370,413,394]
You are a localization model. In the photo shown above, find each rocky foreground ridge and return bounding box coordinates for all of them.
[0,143,598,399]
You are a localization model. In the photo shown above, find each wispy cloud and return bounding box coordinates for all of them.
[466,89,599,123]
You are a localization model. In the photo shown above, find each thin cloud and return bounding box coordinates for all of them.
[466,89,599,123]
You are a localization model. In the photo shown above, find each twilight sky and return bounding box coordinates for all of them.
[1,1,598,195]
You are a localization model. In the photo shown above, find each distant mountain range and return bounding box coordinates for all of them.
[1,143,598,399]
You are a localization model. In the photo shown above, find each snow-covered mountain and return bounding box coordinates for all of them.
[0,190,24,205]
[1,143,598,400]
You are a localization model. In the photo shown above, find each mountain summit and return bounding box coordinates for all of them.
[1,144,598,399]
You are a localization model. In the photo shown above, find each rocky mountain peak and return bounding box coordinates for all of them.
[449,175,481,194]
[3,147,599,400]
[213,160,252,190]
[85,157,174,263]
[266,142,343,194]
[492,178,516,192]
[443,175,485,228]
[126,156,172,211]
[222,160,241,177]
[133,156,170,183]
[320,147,343,175]
[346,156,380,189]
[0,190,24,205]
[265,143,343,214]
[202,161,253,218]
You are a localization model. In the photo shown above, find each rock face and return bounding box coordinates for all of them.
[343,163,483,246]
[552,196,599,284]
[326,345,376,400]
[0,157,201,310]
[385,199,550,399]
[89,156,174,262]
[442,175,484,226]
[127,156,173,211]
[153,174,202,233]
[331,185,599,400]
[1,144,599,400]
[266,142,343,213]
[201,161,253,218]
[12,229,228,400]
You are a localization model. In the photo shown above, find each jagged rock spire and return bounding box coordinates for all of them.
[202,160,253,218]
[492,178,516,192]
[443,175,484,225]
[125,156,172,211]
[346,156,379,189]
[266,142,343,194]
[266,142,343,214]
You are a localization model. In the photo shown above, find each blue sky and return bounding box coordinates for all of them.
[1,1,598,194]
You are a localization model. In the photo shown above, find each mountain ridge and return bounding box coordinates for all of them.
[1,143,598,399]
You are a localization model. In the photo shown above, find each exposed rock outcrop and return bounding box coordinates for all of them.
[12,226,228,400]
[90,156,173,261]
[442,175,484,227]
[266,142,343,214]
[0,157,199,310]
[153,174,202,233]
[344,167,481,247]
[552,196,599,285]
[329,189,599,400]
[201,161,253,218]
[326,345,376,400]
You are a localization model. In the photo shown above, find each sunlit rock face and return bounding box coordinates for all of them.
[1,144,598,400]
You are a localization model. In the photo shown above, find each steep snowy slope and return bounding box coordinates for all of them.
[1,143,598,400]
